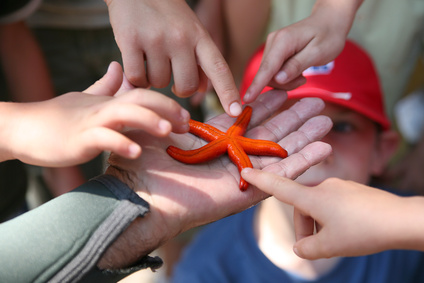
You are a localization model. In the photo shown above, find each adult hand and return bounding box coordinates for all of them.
[100,90,333,268]
[1,62,190,166]
[242,172,424,259]
[243,0,363,103]
[105,0,242,116]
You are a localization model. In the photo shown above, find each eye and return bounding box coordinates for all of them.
[332,121,355,133]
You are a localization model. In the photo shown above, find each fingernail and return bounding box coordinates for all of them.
[128,144,141,158]
[275,71,288,83]
[293,246,304,258]
[158,119,172,134]
[243,91,252,102]
[107,61,114,73]
[241,168,253,175]
[229,102,242,116]
[180,108,190,123]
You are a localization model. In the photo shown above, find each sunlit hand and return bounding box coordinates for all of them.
[2,62,190,166]
[105,0,242,117]
[242,172,424,259]
[243,0,362,103]
[100,90,333,268]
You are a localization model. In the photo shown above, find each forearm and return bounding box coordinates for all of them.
[0,101,46,163]
[97,165,173,270]
[0,102,20,162]
[0,175,162,282]
[312,0,364,36]
[390,196,424,251]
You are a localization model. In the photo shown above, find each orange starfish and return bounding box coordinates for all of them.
[166,106,288,191]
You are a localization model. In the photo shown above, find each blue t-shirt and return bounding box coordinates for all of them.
[172,205,424,283]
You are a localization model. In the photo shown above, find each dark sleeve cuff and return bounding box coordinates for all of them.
[0,174,162,283]
[78,254,163,283]
[49,174,163,283]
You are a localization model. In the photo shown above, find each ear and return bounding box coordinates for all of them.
[371,130,400,175]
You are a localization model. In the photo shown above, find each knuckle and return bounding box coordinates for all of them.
[266,31,276,42]
[174,82,199,97]
[258,58,274,73]
[271,28,295,43]
[306,45,322,62]
[318,239,334,259]
[169,29,190,48]
[143,28,166,47]
[128,75,149,88]
[321,177,339,185]
[148,73,171,89]
[286,57,303,75]
[211,59,230,75]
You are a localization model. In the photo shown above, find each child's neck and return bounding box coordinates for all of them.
[254,197,340,280]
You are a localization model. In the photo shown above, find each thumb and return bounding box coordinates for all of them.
[293,234,325,260]
[84,61,124,96]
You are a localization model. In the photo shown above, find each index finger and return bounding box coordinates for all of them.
[243,36,295,103]
[196,37,242,117]
[241,168,307,205]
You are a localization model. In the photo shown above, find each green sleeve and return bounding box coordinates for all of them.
[0,174,162,283]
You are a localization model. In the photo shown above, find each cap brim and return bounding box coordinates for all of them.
[288,87,391,130]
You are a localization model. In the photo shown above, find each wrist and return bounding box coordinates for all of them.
[312,0,363,36]
[392,196,424,251]
[0,102,19,162]
[99,166,172,269]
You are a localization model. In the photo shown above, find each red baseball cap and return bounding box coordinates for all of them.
[240,40,391,130]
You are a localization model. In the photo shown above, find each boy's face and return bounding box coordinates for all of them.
[294,102,395,186]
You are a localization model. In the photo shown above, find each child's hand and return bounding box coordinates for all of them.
[105,0,242,117]
[241,171,424,259]
[243,0,362,103]
[1,62,190,167]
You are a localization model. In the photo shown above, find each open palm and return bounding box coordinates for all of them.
[105,90,332,240]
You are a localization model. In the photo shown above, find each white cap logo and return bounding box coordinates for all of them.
[303,61,335,76]
[330,92,352,100]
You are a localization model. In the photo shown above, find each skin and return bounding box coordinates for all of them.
[0,62,190,166]
[244,0,364,102]
[242,173,424,260]
[0,61,332,270]
[294,104,398,185]
[104,0,242,117]
[166,106,288,191]
[242,103,406,264]
[96,92,333,269]
[0,21,87,194]
[216,0,363,101]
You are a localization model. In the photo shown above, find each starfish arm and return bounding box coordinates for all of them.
[166,138,228,164]
[227,106,252,137]
[166,105,283,191]
[236,136,288,158]
[189,120,225,141]
[227,142,253,191]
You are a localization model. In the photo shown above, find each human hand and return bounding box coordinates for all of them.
[105,0,242,117]
[242,172,424,259]
[1,62,190,166]
[100,90,332,268]
[243,0,362,103]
